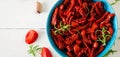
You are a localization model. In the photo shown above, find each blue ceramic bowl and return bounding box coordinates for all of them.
[46,0,118,57]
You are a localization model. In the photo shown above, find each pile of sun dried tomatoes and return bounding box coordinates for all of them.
[51,0,114,57]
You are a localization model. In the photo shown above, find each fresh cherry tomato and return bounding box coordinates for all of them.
[25,30,38,44]
[41,47,52,57]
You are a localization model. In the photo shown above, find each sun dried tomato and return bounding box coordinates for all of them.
[50,0,114,57]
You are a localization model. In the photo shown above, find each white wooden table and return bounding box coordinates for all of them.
[0,0,119,57]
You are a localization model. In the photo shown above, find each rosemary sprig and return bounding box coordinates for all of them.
[111,0,120,5]
[28,45,41,57]
[54,21,70,35]
[103,49,117,57]
[96,27,111,46]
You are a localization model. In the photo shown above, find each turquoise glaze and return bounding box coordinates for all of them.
[46,0,118,57]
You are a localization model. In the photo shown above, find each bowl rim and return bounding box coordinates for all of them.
[46,0,118,57]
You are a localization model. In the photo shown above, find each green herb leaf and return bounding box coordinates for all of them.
[76,29,80,34]
[86,6,90,16]
[118,37,120,39]
[96,27,111,46]
[111,0,120,5]
[28,45,41,57]
[54,21,71,35]
[103,49,117,57]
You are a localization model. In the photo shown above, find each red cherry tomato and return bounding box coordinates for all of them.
[41,47,52,57]
[25,30,38,44]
